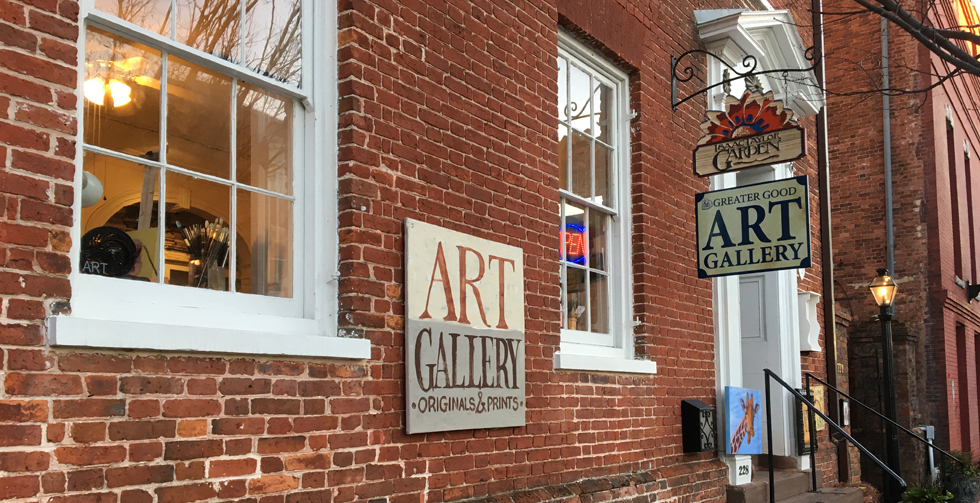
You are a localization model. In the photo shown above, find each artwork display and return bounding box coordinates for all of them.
[125,227,159,282]
[795,388,817,455]
[813,386,826,430]
[80,226,138,277]
[725,386,763,455]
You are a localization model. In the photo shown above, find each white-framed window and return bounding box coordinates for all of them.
[49,0,369,359]
[553,32,655,374]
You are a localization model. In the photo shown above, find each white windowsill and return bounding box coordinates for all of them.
[554,351,657,374]
[48,316,371,360]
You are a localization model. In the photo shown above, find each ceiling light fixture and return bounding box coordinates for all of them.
[84,77,132,107]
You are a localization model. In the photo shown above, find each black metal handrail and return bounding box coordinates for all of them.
[764,369,905,503]
[803,372,965,470]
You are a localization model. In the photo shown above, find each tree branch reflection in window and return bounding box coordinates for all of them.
[95,0,302,86]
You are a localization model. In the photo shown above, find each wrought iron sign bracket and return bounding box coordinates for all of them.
[671,48,820,111]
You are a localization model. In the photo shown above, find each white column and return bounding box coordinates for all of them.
[710,172,752,485]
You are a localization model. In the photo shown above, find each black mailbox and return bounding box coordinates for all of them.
[682,399,716,453]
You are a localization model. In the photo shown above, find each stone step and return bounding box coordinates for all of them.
[728,470,824,503]
[779,487,864,503]
[756,470,814,500]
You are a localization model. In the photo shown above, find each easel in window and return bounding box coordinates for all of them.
[135,148,160,278]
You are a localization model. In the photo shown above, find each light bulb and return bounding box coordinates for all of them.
[84,77,106,106]
[108,79,132,107]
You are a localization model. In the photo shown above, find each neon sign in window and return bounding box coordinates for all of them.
[564,224,586,265]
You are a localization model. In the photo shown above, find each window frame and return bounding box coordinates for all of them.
[553,32,655,374]
[49,0,369,359]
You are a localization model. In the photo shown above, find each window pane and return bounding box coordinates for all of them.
[84,27,162,158]
[176,0,242,61]
[565,266,586,331]
[570,129,591,198]
[95,0,172,36]
[589,210,608,272]
[594,80,613,144]
[165,172,231,290]
[590,272,609,334]
[568,63,591,132]
[563,200,586,266]
[558,125,569,191]
[167,56,232,179]
[80,153,161,282]
[237,189,292,297]
[557,56,567,122]
[594,141,612,207]
[237,83,292,194]
[245,0,302,86]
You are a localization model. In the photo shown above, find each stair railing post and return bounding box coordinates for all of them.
[805,371,966,475]
[806,374,818,492]
[769,369,906,491]
[766,370,776,503]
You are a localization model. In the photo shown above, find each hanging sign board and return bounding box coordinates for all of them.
[696,176,811,278]
[694,91,806,177]
[694,127,806,177]
[404,219,525,434]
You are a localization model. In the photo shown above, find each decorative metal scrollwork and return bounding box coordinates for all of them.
[670,48,820,111]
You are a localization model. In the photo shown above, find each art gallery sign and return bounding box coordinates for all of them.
[694,90,805,177]
[695,176,811,278]
[404,219,525,434]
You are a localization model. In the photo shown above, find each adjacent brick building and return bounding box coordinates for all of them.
[826,0,980,484]
[0,0,850,502]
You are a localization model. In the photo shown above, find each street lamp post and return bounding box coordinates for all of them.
[870,268,902,502]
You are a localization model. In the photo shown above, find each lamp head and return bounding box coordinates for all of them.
[81,171,103,208]
[869,268,898,307]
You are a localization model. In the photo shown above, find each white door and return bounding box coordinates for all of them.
[740,268,803,459]
[736,162,804,461]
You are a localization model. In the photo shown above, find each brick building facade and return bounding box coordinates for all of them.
[826,0,980,484]
[0,0,850,502]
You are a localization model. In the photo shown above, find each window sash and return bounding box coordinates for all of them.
[74,3,309,317]
[558,49,620,214]
[557,38,630,349]
[560,213,615,347]
[83,145,296,202]
[86,9,308,103]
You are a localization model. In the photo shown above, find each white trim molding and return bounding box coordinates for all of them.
[49,316,370,359]
[695,9,825,117]
[554,351,657,374]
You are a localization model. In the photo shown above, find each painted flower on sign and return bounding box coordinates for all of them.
[698,90,797,146]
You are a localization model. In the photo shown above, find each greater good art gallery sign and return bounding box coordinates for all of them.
[404,219,525,434]
[695,176,811,278]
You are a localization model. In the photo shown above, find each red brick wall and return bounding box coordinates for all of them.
[826,0,980,481]
[935,80,980,457]
[825,0,942,481]
[0,0,847,501]
[335,0,732,497]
